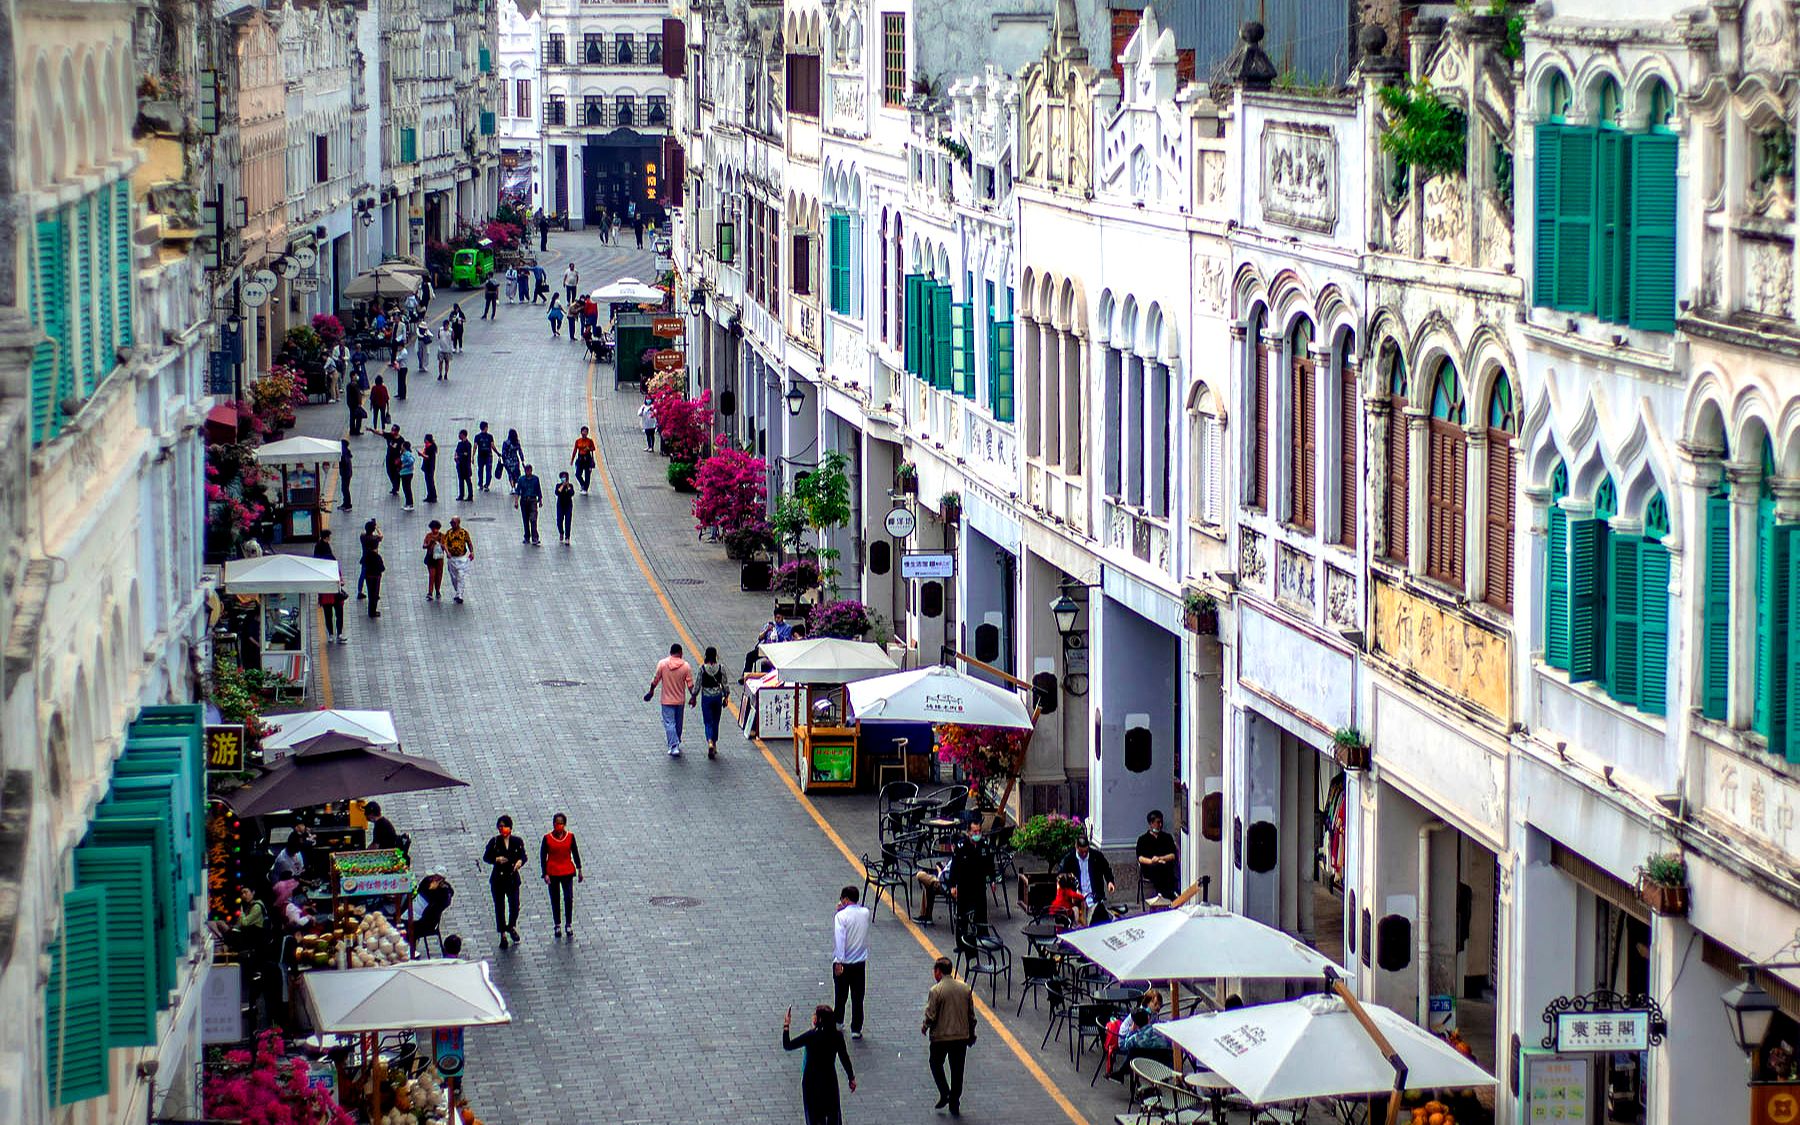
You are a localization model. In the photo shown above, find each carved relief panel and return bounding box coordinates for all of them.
[1260,123,1338,234]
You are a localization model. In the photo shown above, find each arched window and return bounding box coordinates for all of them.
[1546,462,1571,668]
[1425,359,1467,585]
[1288,318,1316,531]
[1603,484,1672,714]
[1248,309,1269,510]
[1336,340,1359,547]
[1191,384,1222,527]
[1644,78,1674,131]
[1484,371,1518,610]
[1543,69,1572,122]
[1702,471,1731,720]
[1383,343,1409,563]
[879,208,890,340]
[1753,437,1797,756]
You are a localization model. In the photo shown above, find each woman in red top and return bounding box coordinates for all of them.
[1048,873,1087,927]
[540,813,583,938]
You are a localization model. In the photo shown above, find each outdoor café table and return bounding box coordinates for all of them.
[1092,984,1146,1007]
[1182,1070,1236,1125]
[1021,922,1062,953]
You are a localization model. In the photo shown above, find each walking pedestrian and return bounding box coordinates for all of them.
[638,395,658,451]
[398,442,416,510]
[315,532,347,644]
[422,520,447,600]
[554,472,575,543]
[481,274,499,318]
[562,262,579,305]
[360,522,386,619]
[391,354,409,401]
[536,209,550,252]
[338,439,354,511]
[444,516,474,603]
[369,375,391,431]
[922,957,977,1116]
[421,433,439,503]
[356,519,381,600]
[504,265,519,304]
[832,886,873,1040]
[515,464,543,545]
[643,642,696,757]
[454,429,475,500]
[482,815,526,947]
[347,378,366,435]
[596,207,610,243]
[547,294,564,337]
[415,320,432,371]
[539,813,583,938]
[449,303,466,351]
[384,427,404,495]
[782,1004,856,1125]
[471,422,496,491]
[437,333,453,380]
[697,647,728,757]
[570,426,596,492]
[634,217,645,249]
[533,262,549,303]
[499,429,524,489]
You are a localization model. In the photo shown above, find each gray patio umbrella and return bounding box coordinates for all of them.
[227,736,467,816]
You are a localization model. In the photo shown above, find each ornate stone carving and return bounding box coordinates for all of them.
[1745,237,1794,319]
[1277,543,1315,612]
[1202,150,1227,205]
[1260,123,1337,233]
[1745,0,1796,76]
[1420,173,1469,262]
[1195,254,1228,314]
[1239,527,1267,587]
[1326,564,1358,628]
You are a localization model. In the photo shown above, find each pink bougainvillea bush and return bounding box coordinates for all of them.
[650,387,712,464]
[692,443,769,536]
[935,723,1029,783]
[203,1030,355,1125]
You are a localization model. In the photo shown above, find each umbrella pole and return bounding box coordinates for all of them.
[1325,970,1407,1125]
[1170,979,1183,1075]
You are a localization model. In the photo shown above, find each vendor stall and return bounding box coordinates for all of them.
[263,708,401,757]
[220,553,342,691]
[254,436,341,542]
[759,639,898,793]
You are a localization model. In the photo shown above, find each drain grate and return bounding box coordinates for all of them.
[462,516,498,522]
[665,578,703,586]
[648,895,703,908]
[539,678,587,687]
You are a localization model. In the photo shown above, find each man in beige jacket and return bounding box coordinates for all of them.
[922,956,977,1116]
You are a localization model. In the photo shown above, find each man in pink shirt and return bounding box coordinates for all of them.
[644,642,697,757]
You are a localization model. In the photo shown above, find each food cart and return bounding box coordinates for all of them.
[254,436,342,542]
[759,639,898,793]
[219,553,342,691]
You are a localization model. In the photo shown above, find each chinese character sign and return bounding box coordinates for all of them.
[206,724,246,771]
[1555,1010,1649,1052]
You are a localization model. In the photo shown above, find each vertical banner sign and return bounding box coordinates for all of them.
[433,1028,466,1078]
[208,350,234,396]
[205,724,247,772]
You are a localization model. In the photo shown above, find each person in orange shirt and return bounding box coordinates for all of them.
[569,426,597,493]
[644,642,697,757]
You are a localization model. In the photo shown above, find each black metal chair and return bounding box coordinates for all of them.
[1015,954,1059,1014]
[955,926,1012,1004]
[860,846,911,919]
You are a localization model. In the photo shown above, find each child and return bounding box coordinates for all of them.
[1049,872,1087,926]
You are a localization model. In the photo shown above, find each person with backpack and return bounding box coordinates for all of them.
[569,426,596,491]
[474,422,497,491]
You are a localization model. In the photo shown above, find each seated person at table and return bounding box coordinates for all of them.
[1056,837,1117,920]
[1135,809,1181,901]
[1048,873,1087,926]
[405,873,456,948]
[281,889,318,931]
[948,828,994,928]
[743,610,794,673]
[269,827,313,882]
[210,885,271,949]
[1119,990,1165,1038]
[912,854,953,926]
[1117,1006,1173,1067]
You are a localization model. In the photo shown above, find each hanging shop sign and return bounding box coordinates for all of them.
[1541,991,1665,1052]
[208,350,234,396]
[291,271,321,295]
[433,1027,466,1078]
[242,280,271,308]
[651,349,685,373]
[900,551,955,579]
[292,245,318,271]
[652,316,686,338]
[883,506,917,539]
[205,724,247,772]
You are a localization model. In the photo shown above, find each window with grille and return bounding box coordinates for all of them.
[1425,359,1467,586]
[616,96,635,126]
[1384,346,1409,563]
[1192,389,1223,527]
[516,79,531,119]
[583,96,605,127]
[546,97,566,126]
[616,34,635,65]
[882,14,905,107]
[786,53,821,116]
[584,34,604,64]
[315,135,329,184]
[792,231,812,296]
[1289,319,1316,531]
[545,34,565,65]
[1484,371,1518,610]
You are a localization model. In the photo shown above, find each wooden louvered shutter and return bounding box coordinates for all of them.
[662,17,686,77]
[1639,540,1671,716]
[1339,370,1359,546]
[32,214,65,444]
[1253,340,1270,509]
[88,801,177,998]
[1628,132,1679,332]
[1546,501,1571,668]
[115,181,134,347]
[828,213,850,313]
[1703,490,1732,718]
[1385,403,1409,563]
[1755,504,1791,755]
[950,302,970,395]
[76,197,95,394]
[1608,534,1642,705]
[1568,518,1605,683]
[1205,415,1223,524]
[903,274,924,374]
[1533,124,1561,308]
[74,845,157,1045]
[97,191,114,364]
[1556,128,1597,311]
[1291,355,1316,530]
[932,283,953,389]
[1593,129,1628,324]
[992,321,1014,422]
[1427,420,1465,583]
[1484,432,1514,610]
[45,886,110,1104]
[1787,535,1800,759]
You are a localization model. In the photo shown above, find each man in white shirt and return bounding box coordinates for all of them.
[833,885,873,1039]
[562,263,580,305]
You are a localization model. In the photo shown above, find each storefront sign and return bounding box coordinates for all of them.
[338,870,413,897]
[1521,1051,1591,1124]
[1754,1083,1800,1125]
[652,316,685,338]
[1554,1010,1650,1052]
[901,552,955,579]
[433,1028,465,1078]
[205,724,247,772]
[208,349,234,396]
[1371,577,1510,720]
[292,246,318,271]
[652,349,685,372]
[291,271,320,295]
[241,280,271,308]
[757,686,796,738]
[883,507,917,539]
[200,964,243,1043]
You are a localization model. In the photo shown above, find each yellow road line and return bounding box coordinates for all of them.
[585,362,1092,1125]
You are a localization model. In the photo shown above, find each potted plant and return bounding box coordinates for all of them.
[772,557,821,617]
[1012,811,1086,871]
[693,443,769,548]
[722,523,776,562]
[1636,852,1689,915]
[667,460,697,492]
[895,461,919,494]
[938,490,962,523]
[1182,591,1219,635]
[807,598,874,639]
[1332,726,1371,770]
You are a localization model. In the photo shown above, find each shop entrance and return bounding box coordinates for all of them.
[1241,713,1350,974]
[581,131,661,227]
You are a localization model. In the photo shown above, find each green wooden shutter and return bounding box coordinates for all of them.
[76,196,95,394]
[114,181,133,348]
[96,191,115,363]
[1703,489,1732,719]
[943,282,957,388]
[88,800,177,1000]
[1639,540,1671,715]
[1534,125,1561,309]
[32,214,66,444]
[1568,518,1605,682]
[1755,501,1791,756]
[992,320,1014,422]
[1546,501,1571,668]
[1593,130,1627,324]
[1787,531,1800,760]
[828,214,850,314]
[1608,533,1641,705]
[74,845,157,1045]
[950,302,970,396]
[45,886,110,1105]
[959,302,975,398]
[1555,128,1596,311]
[903,274,924,375]
[1628,131,1678,332]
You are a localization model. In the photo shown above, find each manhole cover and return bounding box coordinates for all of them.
[649,895,703,908]
[450,416,475,421]
[539,678,587,687]
[665,578,703,586]
[491,350,515,356]
[463,516,498,522]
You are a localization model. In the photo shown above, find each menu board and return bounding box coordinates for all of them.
[810,742,854,785]
[1522,1051,1591,1123]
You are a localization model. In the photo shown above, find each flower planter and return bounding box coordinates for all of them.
[1184,608,1219,636]
[1333,739,1371,771]
[896,474,918,495]
[1636,878,1689,916]
[739,559,773,592]
[940,503,961,524]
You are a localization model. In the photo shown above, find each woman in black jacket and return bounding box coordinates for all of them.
[482,815,527,947]
[782,1004,855,1124]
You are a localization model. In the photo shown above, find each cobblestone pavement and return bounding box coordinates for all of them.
[286,230,1132,1125]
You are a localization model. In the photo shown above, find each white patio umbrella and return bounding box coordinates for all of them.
[220,553,342,594]
[300,959,512,1033]
[1056,902,1345,982]
[590,276,664,303]
[342,267,421,301]
[846,664,1034,728]
[262,708,401,753]
[760,638,898,685]
[1159,993,1497,1104]
[253,435,343,465]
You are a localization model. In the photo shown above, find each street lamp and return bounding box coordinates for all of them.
[1050,592,1080,638]
[1724,967,1783,1055]
[688,288,705,315]
[784,382,806,417]
[361,210,375,228]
